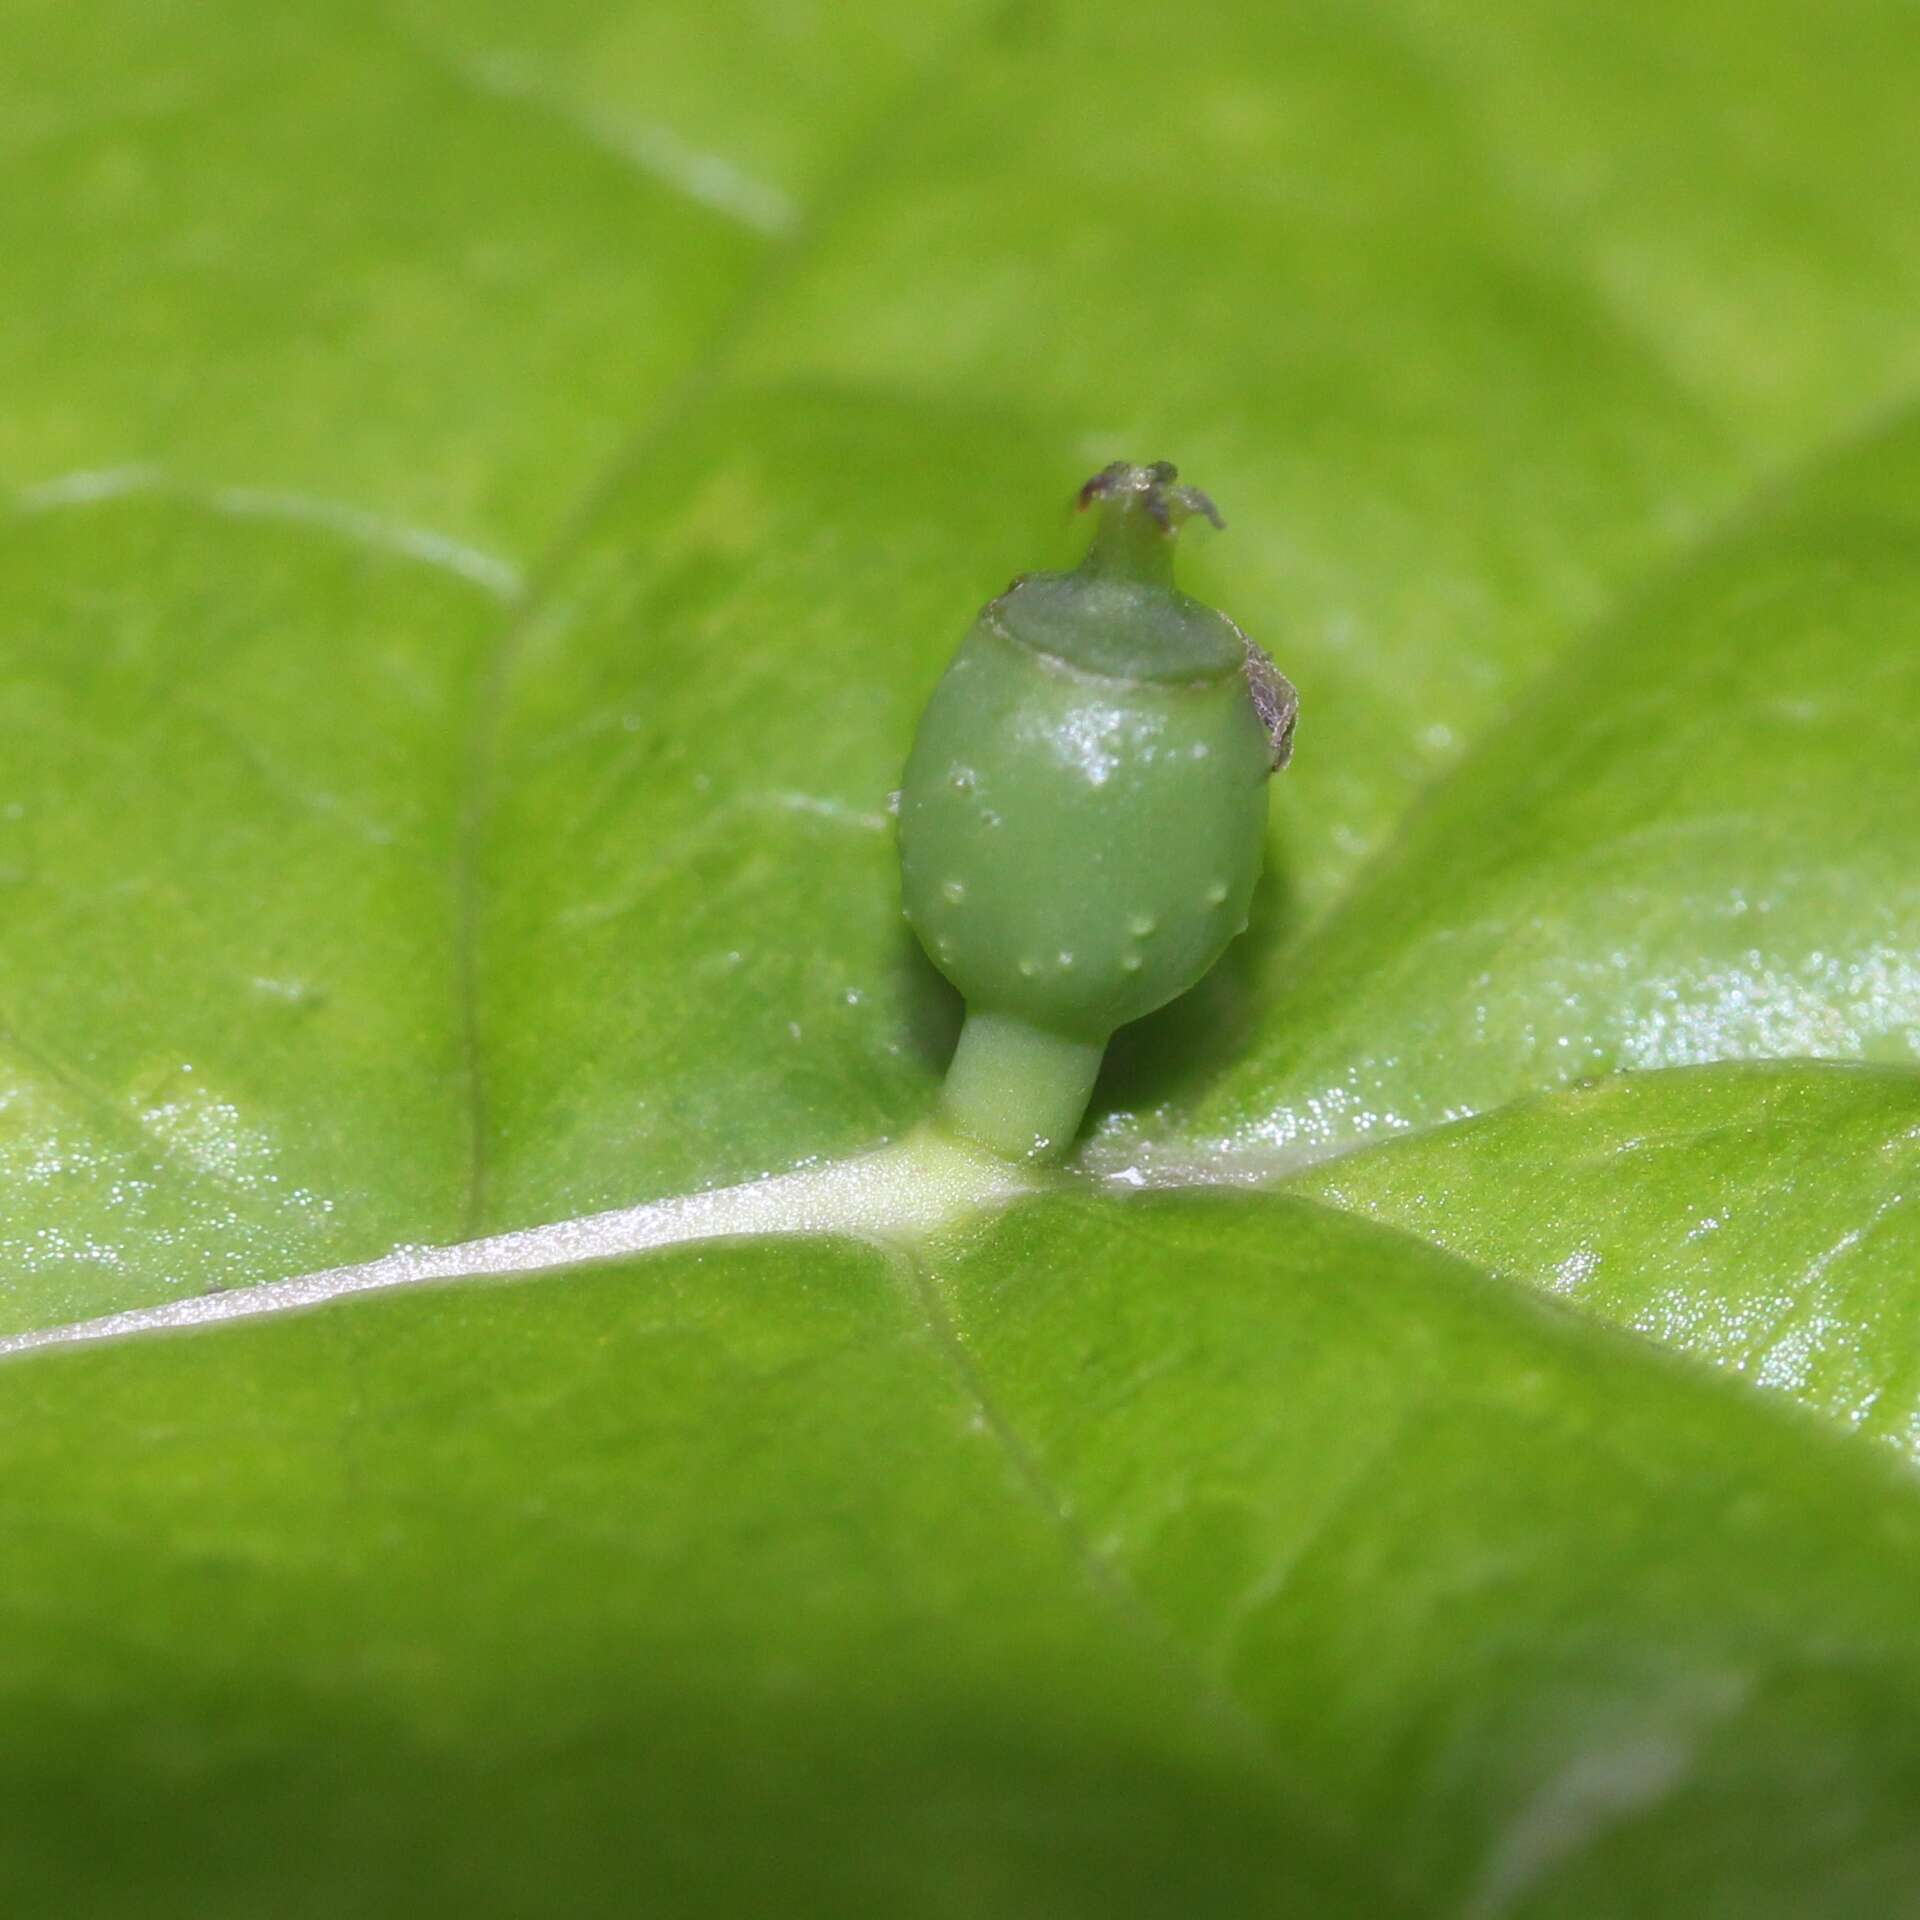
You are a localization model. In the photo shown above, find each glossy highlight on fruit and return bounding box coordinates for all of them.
[900,461,1297,1161]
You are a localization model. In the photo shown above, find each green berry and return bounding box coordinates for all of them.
[900,461,1297,1161]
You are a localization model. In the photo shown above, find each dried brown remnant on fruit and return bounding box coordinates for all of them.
[1241,633,1298,770]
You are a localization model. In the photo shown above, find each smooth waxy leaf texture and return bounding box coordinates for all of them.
[7,1210,1920,1916]
[1287,1064,1920,1458]
[1173,416,1920,1172]
[4,0,1920,1912]
[0,1237,1370,1918]
[0,495,494,1328]
[935,1195,1920,1914]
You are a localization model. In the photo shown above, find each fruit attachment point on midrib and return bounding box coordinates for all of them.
[898,462,1298,1164]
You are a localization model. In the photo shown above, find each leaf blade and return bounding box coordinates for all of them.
[1284,1061,1920,1458]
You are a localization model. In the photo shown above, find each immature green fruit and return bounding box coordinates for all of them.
[900,461,1297,1162]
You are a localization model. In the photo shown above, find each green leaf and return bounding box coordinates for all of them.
[0,496,497,1331]
[1285,1063,1920,1459]
[933,1194,1920,1914]
[6,0,1920,1911]
[0,1235,1371,1918]
[1164,415,1920,1173]
[7,1207,1920,1916]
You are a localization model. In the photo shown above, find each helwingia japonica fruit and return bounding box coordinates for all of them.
[899,460,1297,1162]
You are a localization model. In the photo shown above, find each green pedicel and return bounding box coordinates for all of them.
[900,461,1297,1162]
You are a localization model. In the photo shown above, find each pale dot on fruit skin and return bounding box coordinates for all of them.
[1129,913,1157,937]
[1205,881,1229,905]
[942,879,967,903]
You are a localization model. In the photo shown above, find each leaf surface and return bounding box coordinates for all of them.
[1167,416,1920,1173]
[1285,1063,1920,1459]
[7,1209,1920,1915]
[6,0,1920,1911]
